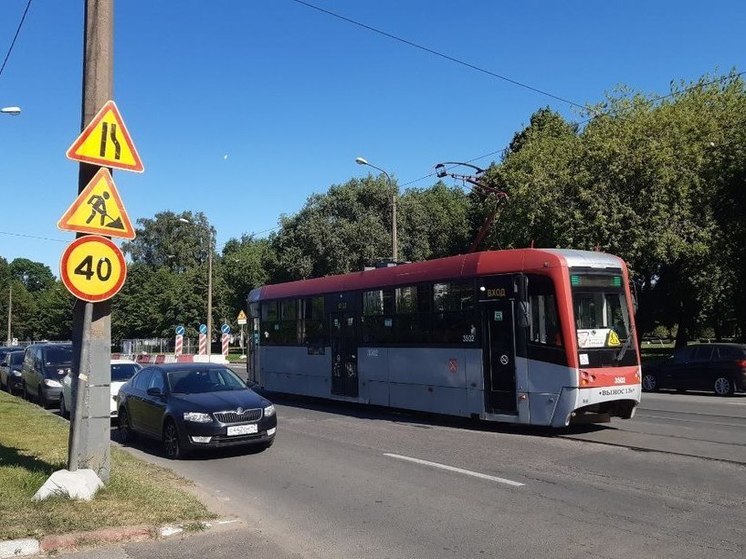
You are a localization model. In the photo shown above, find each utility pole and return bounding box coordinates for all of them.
[68,0,114,482]
[6,284,11,345]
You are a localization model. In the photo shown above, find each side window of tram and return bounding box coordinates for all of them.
[526,276,562,347]
[432,281,477,345]
[361,289,396,344]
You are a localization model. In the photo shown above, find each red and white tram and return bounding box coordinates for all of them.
[247,249,641,427]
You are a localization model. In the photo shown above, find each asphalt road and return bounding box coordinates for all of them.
[112,378,746,559]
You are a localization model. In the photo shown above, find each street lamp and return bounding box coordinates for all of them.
[1,106,21,116]
[355,156,398,262]
[178,217,214,358]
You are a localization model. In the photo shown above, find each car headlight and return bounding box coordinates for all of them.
[183,412,212,423]
[264,404,276,417]
[44,379,62,388]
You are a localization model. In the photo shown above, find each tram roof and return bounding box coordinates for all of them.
[248,248,625,302]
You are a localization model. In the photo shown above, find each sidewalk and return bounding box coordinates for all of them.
[48,520,300,559]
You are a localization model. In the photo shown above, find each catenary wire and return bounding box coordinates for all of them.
[0,0,33,80]
[289,0,587,111]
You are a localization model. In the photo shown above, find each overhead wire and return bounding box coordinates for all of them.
[0,0,33,80]
[289,0,587,111]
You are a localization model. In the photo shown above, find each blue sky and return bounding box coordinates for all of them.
[1,0,744,276]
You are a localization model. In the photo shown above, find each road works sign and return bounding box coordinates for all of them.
[60,235,127,302]
[66,100,144,173]
[57,167,135,239]
[237,310,247,325]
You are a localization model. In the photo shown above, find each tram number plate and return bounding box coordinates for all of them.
[227,424,258,436]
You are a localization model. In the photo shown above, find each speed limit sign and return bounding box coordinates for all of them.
[60,235,127,302]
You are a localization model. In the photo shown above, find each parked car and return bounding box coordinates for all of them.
[20,343,73,408]
[642,343,746,396]
[0,349,25,394]
[60,358,142,419]
[117,363,277,459]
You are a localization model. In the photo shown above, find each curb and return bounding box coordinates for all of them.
[0,518,240,558]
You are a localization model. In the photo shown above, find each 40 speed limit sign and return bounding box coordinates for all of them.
[60,235,127,302]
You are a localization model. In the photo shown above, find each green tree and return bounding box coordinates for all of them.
[9,258,55,292]
[121,210,215,271]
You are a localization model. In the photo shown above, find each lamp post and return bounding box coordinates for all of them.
[1,106,21,115]
[179,218,213,358]
[355,157,398,262]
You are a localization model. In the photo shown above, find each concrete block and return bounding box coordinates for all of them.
[32,469,104,502]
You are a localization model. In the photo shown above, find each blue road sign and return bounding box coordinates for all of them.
[221,323,231,335]
[175,325,185,336]
[199,323,207,335]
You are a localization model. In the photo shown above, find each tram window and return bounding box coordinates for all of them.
[396,286,417,313]
[434,282,474,312]
[363,290,384,316]
[261,301,278,321]
[280,299,298,321]
[303,297,326,345]
[527,276,562,347]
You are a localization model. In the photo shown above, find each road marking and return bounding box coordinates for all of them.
[384,453,524,487]
[637,412,746,428]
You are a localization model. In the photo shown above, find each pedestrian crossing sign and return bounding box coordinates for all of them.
[57,167,136,239]
[66,100,144,173]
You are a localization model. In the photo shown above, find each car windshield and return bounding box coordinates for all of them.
[111,363,141,382]
[45,346,73,366]
[167,368,247,394]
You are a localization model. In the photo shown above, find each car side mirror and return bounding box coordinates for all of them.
[146,387,163,397]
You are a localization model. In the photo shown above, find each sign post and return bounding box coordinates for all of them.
[175,325,185,357]
[198,323,207,356]
[237,310,247,359]
[221,323,231,359]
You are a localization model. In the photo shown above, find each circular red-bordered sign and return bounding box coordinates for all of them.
[60,235,127,302]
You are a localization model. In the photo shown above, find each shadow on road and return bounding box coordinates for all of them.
[256,390,612,439]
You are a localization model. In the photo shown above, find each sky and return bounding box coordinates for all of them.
[0,0,745,276]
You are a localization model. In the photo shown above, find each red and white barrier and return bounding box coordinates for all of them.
[198,333,206,355]
[221,334,229,358]
[175,334,183,357]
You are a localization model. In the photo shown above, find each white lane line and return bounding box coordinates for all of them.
[384,453,524,487]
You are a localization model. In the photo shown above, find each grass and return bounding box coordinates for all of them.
[226,352,247,363]
[0,392,216,541]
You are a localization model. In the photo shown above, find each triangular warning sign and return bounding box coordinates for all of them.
[66,100,144,173]
[607,330,621,347]
[57,168,136,239]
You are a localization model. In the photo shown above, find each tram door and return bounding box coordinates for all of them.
[330,313,359,397]
[483,300,518,413]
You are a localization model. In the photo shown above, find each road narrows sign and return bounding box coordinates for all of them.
[66,100,144,173]
[57,167,135,239]
[60,235,127,302]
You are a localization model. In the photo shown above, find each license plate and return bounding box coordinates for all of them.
[227,424,258,436]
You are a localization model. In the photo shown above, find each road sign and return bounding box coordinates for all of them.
[60,235,127,302]
[57,168,135,239]
[237,310,247,325]
[199,324,207,335]
[175,325,185,336]
[66,100,144,173]
[221,323,231,335]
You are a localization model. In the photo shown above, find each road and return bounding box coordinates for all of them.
[112,373,745,559]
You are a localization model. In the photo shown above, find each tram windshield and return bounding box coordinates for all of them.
[570,273,633,364]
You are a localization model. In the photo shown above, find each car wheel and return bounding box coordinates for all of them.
[713,376,734,397]
[118,408,136,444]
[59,395,69,419]
[162,420,184,460]
[642,373,658,392]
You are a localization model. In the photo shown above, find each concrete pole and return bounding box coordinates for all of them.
[68,0,114,482]
[207,233,213,359]
[6,285,11,345]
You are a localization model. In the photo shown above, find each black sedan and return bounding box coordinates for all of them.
[117,363,277,458]
[642,343,746,396]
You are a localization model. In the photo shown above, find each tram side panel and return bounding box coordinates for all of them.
[357,347,483,417]
[260,345,332,398]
